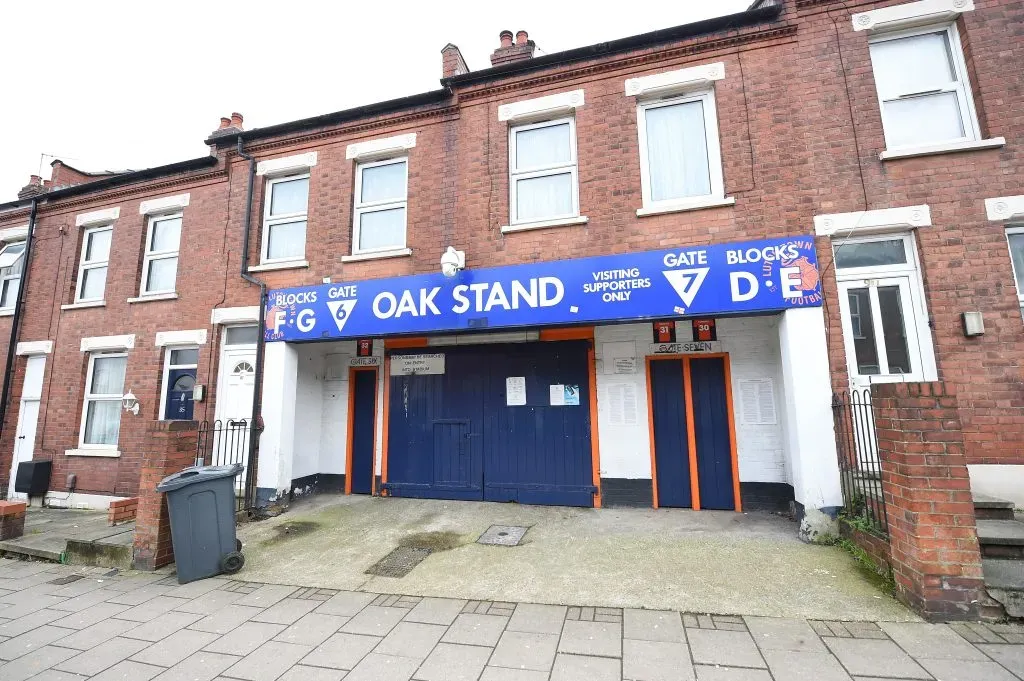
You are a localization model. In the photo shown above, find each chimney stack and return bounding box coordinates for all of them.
[211,112,245,138]
[490,29,536,67]
[441,43,470,79]
[17,175,46,200]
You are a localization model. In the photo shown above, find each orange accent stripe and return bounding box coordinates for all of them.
[379,354,391,496]
[345,368,357,495]
[384,337,428,349]
[721,355,742,513]
[587,342,602,509]
[683,357,701,510]
[645,357,659,509]
[540,327,594,341]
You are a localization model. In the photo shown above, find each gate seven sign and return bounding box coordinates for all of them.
[265,236,822,342]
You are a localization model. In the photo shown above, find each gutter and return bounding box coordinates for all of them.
[0,198,38,445]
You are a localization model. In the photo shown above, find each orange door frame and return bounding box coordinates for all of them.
[645,353,742,512]
[345,365,379,495]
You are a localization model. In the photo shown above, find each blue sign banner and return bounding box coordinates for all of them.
[265,236,822,342]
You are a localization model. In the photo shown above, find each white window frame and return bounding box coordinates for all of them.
[75,225,113,303]
[140,211,182,296]
[508,117,580,226]
[260,173,309,264]
[833,232,937,386]
[79,351,126,449]
[1005,226,1024,318]
[352,157,408,256]
[636,88,725,211]
[0,240,26,312]
[160,345,199,421]
[868,23,980,152]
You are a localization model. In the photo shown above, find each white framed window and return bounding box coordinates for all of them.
[261,174,309,263]
[161,346,198,421]
[0,241,26,311]
[353,158,408,254]
[868,24,980,151]
[76,225,112,303]
[141,213,182,295]
[79,352,126,448]
[509,117,579,225]
[637,89,724,209]
[1005,227,1024,319]
[833,233,937,386]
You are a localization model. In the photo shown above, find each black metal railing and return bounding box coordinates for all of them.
[832,389,889,536]
[196,419,256,512]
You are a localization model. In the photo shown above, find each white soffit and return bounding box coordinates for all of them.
[814,205,931,236]
[155,329,208,347]
[75,207,120,228]
[346,133,417,161]
[625,62,725,97]
[853,0,974,32]
[16,340,53,355]
[211,306,259,325]
[139,193,190,215]
[986,196,1024,222]
[256,152,318,177]
[0,225,29,242]
[80,334,135,352]
[498,89,585,122]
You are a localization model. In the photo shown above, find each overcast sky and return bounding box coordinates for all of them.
[0,0,749,202]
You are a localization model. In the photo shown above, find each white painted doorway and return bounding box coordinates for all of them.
[213,326,258,495]
[7,355,45,500]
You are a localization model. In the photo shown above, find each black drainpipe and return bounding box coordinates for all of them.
[0,198,38,445]
[236,138,268,507]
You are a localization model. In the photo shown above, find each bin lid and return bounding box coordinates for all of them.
[156,463,244,492]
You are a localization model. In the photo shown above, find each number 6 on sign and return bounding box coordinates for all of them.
[326,300,358,333]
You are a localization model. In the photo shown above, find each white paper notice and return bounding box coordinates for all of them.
[506,377,526,406]
[549,384,566,406]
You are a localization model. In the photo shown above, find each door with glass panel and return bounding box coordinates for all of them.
[213,326,258,496]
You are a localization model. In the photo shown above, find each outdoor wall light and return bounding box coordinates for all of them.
[441,246,466,278]
[122,390,140,415]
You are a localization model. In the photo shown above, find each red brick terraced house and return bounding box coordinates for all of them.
[0,0,1022,613]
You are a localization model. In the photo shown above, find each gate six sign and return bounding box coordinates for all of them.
[265,236,821,342]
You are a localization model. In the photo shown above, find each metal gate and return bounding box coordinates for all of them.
[832,390,888,535]
[196,419,258,512]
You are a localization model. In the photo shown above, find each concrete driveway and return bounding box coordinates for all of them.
[234,495,915,621]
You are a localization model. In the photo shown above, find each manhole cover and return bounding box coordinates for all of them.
[47,575,84,585]
[365,546,432,578]
[477,525,528,546]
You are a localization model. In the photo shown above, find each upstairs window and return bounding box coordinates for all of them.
[262,174,309,263]
[509,118,579,225]
[353,158,407,254]
[869,25,979,150]
[141,213,181,295]
[1006,228,1024,318]
[76,225,112,303]
[0,241,26,311]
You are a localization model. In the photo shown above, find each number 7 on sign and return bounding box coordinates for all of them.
[326,300,358,333]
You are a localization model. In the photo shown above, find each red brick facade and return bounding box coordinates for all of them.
[0,0,1021,500]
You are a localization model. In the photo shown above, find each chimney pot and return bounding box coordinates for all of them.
[516,30,528,45]
[230,112,244,129]
[29,175,41,185]
[219,117,231,129]
[499,30,514,48]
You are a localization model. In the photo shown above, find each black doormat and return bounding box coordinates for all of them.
[364,546,432,578]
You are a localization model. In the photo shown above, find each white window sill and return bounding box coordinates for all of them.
[62,301,105,311]
[249,260,309,272]
[636,196,736,217]
[341,248,413,263]
[501,216,589,234]
[65,448,121,458]
[0,309,13,317]
[880,137,1005,161]
[128,293,178,304]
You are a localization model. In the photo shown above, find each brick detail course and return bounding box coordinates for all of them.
[872,382,986,621]
[0,500,27,540]
[132,420,199,571]
[108,497,138,526]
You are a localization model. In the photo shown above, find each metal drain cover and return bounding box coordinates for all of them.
[365,546,432,578]
[477,525,528,546]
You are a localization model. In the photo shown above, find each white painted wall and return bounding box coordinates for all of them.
[595,324,652,479]
[258,342,298,493]
[291,346,325,481]
[969,464,1024,507]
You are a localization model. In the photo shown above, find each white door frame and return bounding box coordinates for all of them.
[8,355,46,500]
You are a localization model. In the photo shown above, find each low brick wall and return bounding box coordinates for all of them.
[0,500,27,540]
[108,497,138,526]
[839,519,893,578]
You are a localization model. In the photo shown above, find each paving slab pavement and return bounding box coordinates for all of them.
[1,558,1022,681]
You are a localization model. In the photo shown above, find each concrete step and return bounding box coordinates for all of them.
[983,558,1024,618]
[974,493,1017,521]
[977,519,1024,559]
[0,538,64,562]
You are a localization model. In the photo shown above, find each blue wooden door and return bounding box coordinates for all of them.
[650,359,692,508]
[350,369,376,495]
[164,368,196,420]
[690,357,735,510]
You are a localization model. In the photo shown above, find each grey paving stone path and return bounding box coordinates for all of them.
[1,558,1022,681]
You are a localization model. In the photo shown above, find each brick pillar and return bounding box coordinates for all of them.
[873,382,986,620]
[132,421,199,571]
[0,500,27,540]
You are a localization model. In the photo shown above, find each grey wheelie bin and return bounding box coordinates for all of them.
[157,463,245,584]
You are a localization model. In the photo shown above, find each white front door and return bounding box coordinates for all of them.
[8,356,45,500]
[214,341,257,494]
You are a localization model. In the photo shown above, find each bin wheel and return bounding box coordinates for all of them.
[221,551,245,574]
[236,539,242,552]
